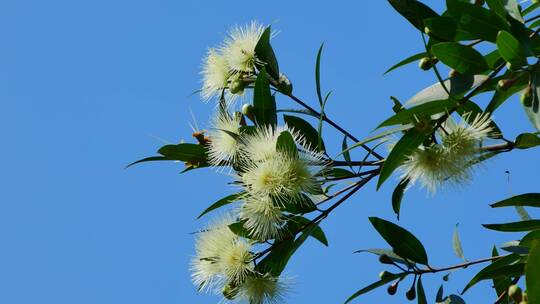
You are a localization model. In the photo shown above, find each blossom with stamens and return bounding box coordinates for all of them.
[200,49,231,101]
[239,196,284,241]
[222,21,265,73]
[208,111,242,166]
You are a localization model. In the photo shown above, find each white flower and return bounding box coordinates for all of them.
[239,196,285,241]
[401,113,493,193]
[222,21,265,73]
[191,214,254,292]
[208,111,242,166]
[235,274,288,304]
[201,48,231,101]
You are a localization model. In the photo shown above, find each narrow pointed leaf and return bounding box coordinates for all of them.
[526,240,540,303]
[384,52,428,75]
[462,254,521,293]
[483,220,540,232]
[369,217,429,265]
[197,192,245,219]
[345,273,406,303]
[490,193,540,208]
[431,42,489,74]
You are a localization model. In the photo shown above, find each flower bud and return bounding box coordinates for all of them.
[229,78,246,95]
[448,69,460,78]
[424,26,431,36]
[378,254,394,265]
[242,103,255,122]
[379,271,394,280]
[278,73,293,95]
[222,282,238,300]
[508,285,522,302]
[387,282,398,295]
[419,57,435,70]
[506,62,520,71]
[521,86,533,107]
[497,79,511,91]
[405,286,416,301]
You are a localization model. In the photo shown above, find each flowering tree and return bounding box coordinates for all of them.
[130,1,540,303]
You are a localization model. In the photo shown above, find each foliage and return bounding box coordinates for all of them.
[131,1,540,303]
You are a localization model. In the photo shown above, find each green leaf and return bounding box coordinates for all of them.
[253,69,277,127]
[254,26,279,80]
[369,217,429,265]
[496,31,527,67]
[228,221,252,239]
[483,220,540,232]
[378,99,457,128]
[523,2,540,16]
[323,168,356,179]
[436,285,445,303]
[446,0,510,42]
[431,42,489,74]
[284,115,325,152]
[406,74,487,106]
[342,136,353,168]
[491,246,511,302]
[255,222,320,276]
[126,156,170,168]
[424,17,457,41]
[384,52,428,75]
[315,43,324,106]
[281,195,317,214]
[485,72,528,113]
[417,276,427,304]
[515,133,540,149]
[345,272,406,303]
[158,143,208,165]
[486,0,524,23]
[462,253,521,293]
[526,240,540,303]
[276,130,298,158]
[387,0,438,32]
[392,178,409,220]
[491,193,540,208]
[452,224,466,261]
[444,295,466,304]
[197,192,245,219]
[521,230,540,248]
[377,128,429,189]
[354,248,412,266]
[284,216,328,246]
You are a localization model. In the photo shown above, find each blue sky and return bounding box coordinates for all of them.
[1,1,539,303]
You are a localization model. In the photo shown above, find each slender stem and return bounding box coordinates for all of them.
[525,14,540,23]
[323,168,381,182]
[331,160,381,167]
[284,93,384,160]
[412,256,502,275]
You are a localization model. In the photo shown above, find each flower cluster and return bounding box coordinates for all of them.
[193,22,326,303]
[200,21,265,102]
[401,113,494,193]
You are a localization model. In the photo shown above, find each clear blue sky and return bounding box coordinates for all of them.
[1,1,539,303]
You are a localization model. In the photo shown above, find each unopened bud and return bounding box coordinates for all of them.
[508,285,523,302]
[387,282,398,295]
[419,57,435,70]
[378,254,394,265]
[241,103,255,122]
[222,283,238,300]
[406,286,416,301]
[379,271,394,280]
[506,62,519,71]
[229,78,246,95]
[521,86,533,107]
[448,69,460,78]
[498,79,511,91]
[278,73,293,95]
[424,26,431,35]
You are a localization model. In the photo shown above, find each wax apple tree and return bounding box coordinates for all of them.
[130,1,540,303]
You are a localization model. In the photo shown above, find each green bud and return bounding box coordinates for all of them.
[242,103,253,116]
[419,57,435,70]
[278,73,293,95]
[424,26,431,35]
[378,254,394,265]
[521,86,533,107]
[229,78,246,95]
[222,283,238,300]
[498,79,510,91]
[508,285,523,302]
[379,271,394,280]
[387,282,398,295]
[406,286,416,301]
